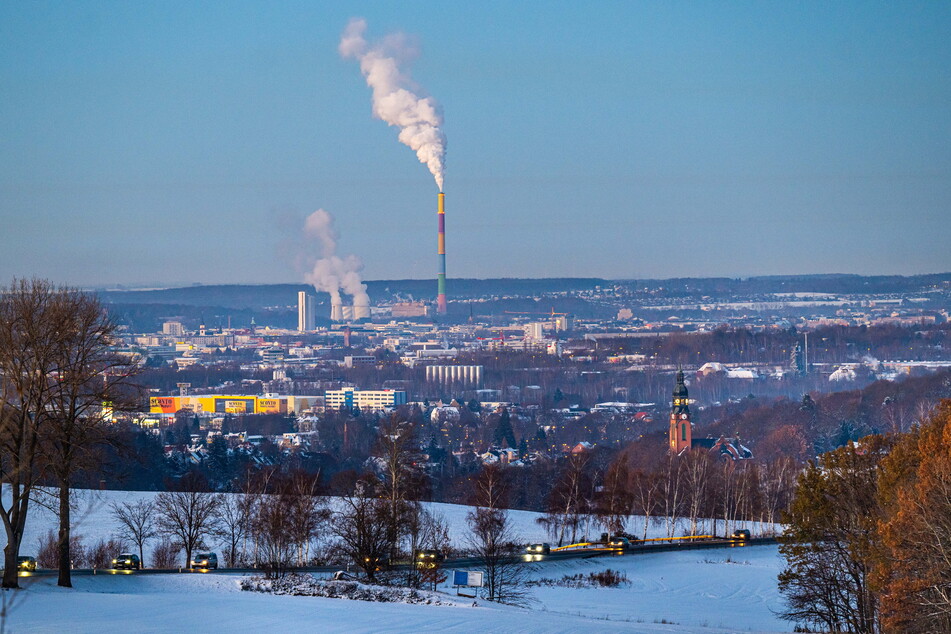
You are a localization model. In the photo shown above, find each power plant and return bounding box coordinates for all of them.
[331,297,370,322]
[437,191,447,315]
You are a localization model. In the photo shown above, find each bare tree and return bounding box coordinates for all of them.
[43,288,139,587]
[631,466,661,540]
[214,493,252,567]
[682,450,712,535]
[660,454,685,538]
[466,506,532,606]
[0,279,67,588]
[596,457,633,535]
[375,415,422,560]
[110,500,157,568]
[331,479,392,582]
[249,493,296,577]
[547,454,591,545]
[155,490,220,568]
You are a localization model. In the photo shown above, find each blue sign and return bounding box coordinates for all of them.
[453,570,468,586]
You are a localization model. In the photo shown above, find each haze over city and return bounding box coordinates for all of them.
[2,1,949,288]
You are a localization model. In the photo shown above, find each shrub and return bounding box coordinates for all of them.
[151,538,181,569]
[37,531,87,569]
[88,538,128,569]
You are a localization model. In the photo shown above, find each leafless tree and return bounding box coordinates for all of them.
[631,466,661,540]
[214,493,252,567]
[466,506,532,606]
[376,415,422,560]
[155,490,221,568]
[42,288,139,587]
[682,450,712,535]
[547,454,591,545]
[472,463,509,511]
[660,454,685,538]
[110,500,158,568]
[331,479,392,582]
[596,457,633,535]
[0,279,68,588]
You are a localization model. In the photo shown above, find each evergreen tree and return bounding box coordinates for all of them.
[493,408,517,449]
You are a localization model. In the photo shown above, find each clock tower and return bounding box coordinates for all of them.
[669,369,692,454]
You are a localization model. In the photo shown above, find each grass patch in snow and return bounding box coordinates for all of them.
[701,555,751,565]
[240,573,460,606]
[527,569,630,589]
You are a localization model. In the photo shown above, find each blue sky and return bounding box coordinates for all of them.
[1,1,949,287]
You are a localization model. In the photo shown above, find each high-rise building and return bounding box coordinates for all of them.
[162,321,184,337]
[298,292,316,332]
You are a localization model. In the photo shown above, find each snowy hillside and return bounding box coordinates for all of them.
[5,487,777,559]
[7,545,790,633]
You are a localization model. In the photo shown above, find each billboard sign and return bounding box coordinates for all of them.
[452,570,484,587]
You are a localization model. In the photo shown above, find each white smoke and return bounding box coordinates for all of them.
[340,18,446,191]
[303,209,370,306]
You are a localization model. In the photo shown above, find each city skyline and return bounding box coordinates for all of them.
[2,1,949,287]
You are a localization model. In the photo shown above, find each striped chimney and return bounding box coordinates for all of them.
[437,192,447,315]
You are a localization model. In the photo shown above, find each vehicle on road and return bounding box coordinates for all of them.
[17,556,36,572]
[607,536,631,549]
[730,529,751,540]
[415,549,445,568]
[112,554,141,570]
[190,553,218,569]
[525,543,551,555]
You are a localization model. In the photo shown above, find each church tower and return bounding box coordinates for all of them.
[669,369,692,454]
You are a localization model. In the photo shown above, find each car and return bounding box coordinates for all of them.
[607,536,630,549]
[17,556,36,572]
[415,549,445,568]
[190,552,218,570]
[525,543,551,555]
[112,553,141,570]
[731,529,751,540]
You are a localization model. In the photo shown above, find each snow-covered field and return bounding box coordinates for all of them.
[7,544,789,633]
[6,487,777,559]
[3,488,791,633]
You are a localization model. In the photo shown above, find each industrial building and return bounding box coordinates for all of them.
[298,291,316,332]
[324,388,407,411]
[150,395,322,415]
[425,364,484,387]
[391,301,429,318]
[330,300,371,322]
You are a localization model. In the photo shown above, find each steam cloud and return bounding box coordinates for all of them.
[303,209,370,306]
[340,18,446,191]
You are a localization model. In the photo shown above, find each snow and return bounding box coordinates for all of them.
[6,545,789,633]
[3,488,791,632]
[4,487,778,561]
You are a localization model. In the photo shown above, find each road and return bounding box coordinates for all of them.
[17,536,776,578]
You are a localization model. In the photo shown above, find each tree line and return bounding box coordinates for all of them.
[778,400,951,633]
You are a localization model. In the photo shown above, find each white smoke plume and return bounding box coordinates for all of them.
[303,209,370,306]
[340,18,446,191]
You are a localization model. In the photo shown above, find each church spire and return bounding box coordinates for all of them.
[669,369,692,453]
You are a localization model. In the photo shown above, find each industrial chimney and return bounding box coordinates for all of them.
[437,192,447,315]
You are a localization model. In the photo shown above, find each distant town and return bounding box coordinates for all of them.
[88,272,951,499]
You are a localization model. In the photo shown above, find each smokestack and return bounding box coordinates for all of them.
[437,192,447,315]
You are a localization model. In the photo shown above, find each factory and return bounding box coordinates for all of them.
[425,364,484,387]
[149,395,322,415]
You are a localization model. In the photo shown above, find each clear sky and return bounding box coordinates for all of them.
[1,1,949,287]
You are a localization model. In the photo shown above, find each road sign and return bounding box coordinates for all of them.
[452,570,484,587]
